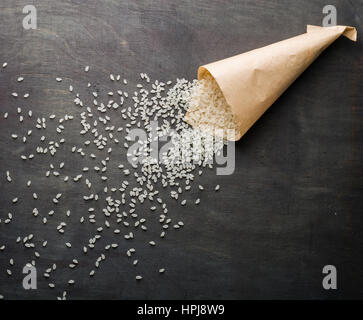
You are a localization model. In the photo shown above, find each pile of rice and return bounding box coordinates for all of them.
[185,73,240,140]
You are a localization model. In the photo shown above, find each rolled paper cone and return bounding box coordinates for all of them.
[186,25,357,141]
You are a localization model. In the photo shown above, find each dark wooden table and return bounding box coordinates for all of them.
[0,0,362,299]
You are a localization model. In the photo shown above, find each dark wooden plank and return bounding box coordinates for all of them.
[0,0,362,299]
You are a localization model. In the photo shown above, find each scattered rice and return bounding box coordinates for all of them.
[0,68,229,300]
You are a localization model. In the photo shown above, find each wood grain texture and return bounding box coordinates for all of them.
[0,0,362,299]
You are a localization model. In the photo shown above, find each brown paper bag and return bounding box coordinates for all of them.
[186,25,357,141]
